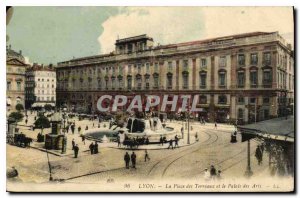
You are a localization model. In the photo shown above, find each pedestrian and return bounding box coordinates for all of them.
[66,125,69,133]
[160,136,163,146]
[181,127,184,139]
[145,137,149,145]
[94,141,99,154]
[71,124,75,134]
[124,152,130,169]
[78,126,81,134]
[217,170,222,180]
[214,122,217,129]
[72,138,75,150]
[144,150,150,162]
[174,135,179,148]
[81,135,85,145]
[74,144,79,158]
[131,152,137,168]
[168,139,174,149]
[89,142,94,155]
[85,125,88,131]
[191,126,193,131]
[117,136,121,147]
[98,123,100,128]
[255,146,263,165]
[25,119,28,125]
[195,132,199,142]
[210,165,217,179]
[204,168,210,181]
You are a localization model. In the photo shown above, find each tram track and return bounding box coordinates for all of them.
[148,130,221,177]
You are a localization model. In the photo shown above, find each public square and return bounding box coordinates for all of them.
[7,111,289,192]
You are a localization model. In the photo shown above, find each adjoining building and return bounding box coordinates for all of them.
[6,45,28,112]
[56,32,294,124]
[25,64,56,109]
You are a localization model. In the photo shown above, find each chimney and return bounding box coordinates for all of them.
[19,50,22,55]
[9,45,11,49]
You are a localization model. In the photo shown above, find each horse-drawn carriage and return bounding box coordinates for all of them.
[13,133,33,148]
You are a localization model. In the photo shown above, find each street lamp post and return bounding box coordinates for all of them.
[244,139,253,177]
[187,99,190,145]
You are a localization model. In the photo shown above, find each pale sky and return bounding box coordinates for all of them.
[7,6,294,65]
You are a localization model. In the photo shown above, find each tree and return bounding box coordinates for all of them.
[44,104,53,111]
[15,104,24,111]
[8,112,24,122]
[34,115,51,129]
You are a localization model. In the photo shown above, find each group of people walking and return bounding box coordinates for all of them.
[204,165,222,180]
[89,142,99,155]
[124,152,137,169]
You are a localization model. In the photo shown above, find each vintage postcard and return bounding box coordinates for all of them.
[6,6,294,192]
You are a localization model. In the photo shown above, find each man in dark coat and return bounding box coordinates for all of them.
[94,142,99,154]
[89,142,94,155]
[72,138,75,150]
[81,135,85,145]
[160,136,163,146]
[124,152,130,169]
[131,152,137,168]
[255,146,263,165]
[85,125,88,131]
[168,139,174,149]
[71,124,75,134]
[74,144,79,158]
[210,165,217,179]
[78,126,81,134]
[174,135,179,148]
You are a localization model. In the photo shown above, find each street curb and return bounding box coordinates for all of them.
[106,141,198,151]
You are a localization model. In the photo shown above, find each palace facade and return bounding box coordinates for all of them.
[56,32,294,124]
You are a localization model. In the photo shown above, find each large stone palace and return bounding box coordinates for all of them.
[56,32,294,124]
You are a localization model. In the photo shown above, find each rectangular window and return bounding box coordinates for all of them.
[7,82,11,90]
[201,59,207,67]
[263,70,272,86]
[167,76,172,89]
[200,73,206,88]
[263,52,271,65]
[154,76,159,88]
[145,77,150,89]
[250,97,256,104]
[17,82,21,91]
[251,53,258,65]
[237,72,245,87]
[146,63,150,73]
[137,78,142,90]
[112,78,116,89]
[263,97,270,104]
[238,97,244,104]
[119,66,123,74]
[183,75,189,89]
[127,78,132,89]
[250,71,258,87]
[137,64,142,73]
[118,79,123,89]
[219,73,226,87]
[219,56,226,67]
[238,54,245,66]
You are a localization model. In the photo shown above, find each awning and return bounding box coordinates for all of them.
[32,103,55,107]
[237,116,294,143]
